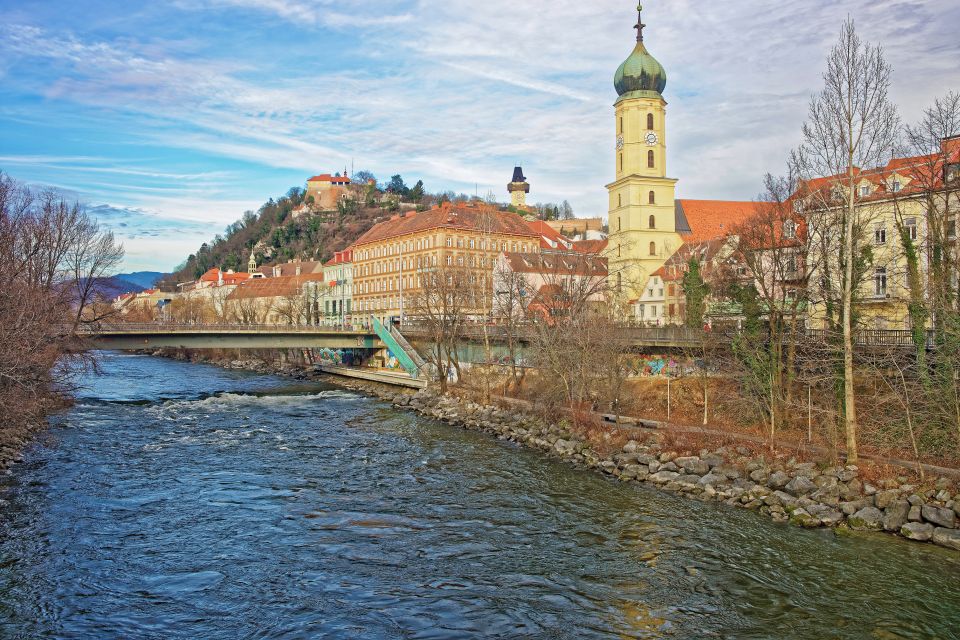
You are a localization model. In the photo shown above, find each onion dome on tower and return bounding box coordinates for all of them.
[614,4,667,100]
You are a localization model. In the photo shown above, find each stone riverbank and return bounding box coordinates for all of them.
[329,376,960,553]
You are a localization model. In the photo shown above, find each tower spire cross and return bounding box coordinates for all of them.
[634,4,645,42]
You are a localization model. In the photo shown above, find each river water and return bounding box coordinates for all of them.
[0,354,958,639]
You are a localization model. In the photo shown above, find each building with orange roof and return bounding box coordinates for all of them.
[351,202,540,325]
[527,220,574,251]
[224,273,328,325]
[796,134,960,330]
[306,172,352,210]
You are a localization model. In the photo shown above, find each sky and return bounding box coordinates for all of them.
[1,0,958,272]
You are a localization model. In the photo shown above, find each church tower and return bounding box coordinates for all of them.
[248,249,257,274]
[607,4,681,300]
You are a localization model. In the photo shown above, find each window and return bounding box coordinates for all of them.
[446,256,452,266]
[638,304,645,319]
[648,191,656,204]
[668,284,676,296]
[948,218,956,239]
[860,185,871,197]
[669,304,676,317]
[875,225,887,245]
[647,113,654,130]
[906,218,918,241]
[616,272,622,292]
[619,117,623,134]
[783,219,796,239]
[874,267,888,297]
[648,150,655,168]
[649,242,657,256]
[457,238,463,248]
[617,244,622,257]
[619,154,623,172]
[618,194,622,207]
[891,180,902,193]
[446,237,452,247]
[618,217,622,231]
[649,215,656,229]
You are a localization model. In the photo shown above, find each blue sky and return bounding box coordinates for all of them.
[1,0,958,272]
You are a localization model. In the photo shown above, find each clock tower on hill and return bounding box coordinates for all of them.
[607,4,681,300]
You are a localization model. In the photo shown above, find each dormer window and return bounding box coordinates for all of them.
[860,185,871,197]
[783,219,796,240]
[891,180,902,193]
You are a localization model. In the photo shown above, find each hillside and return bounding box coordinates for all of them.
[165,181,404,285]
[164,174,579,287]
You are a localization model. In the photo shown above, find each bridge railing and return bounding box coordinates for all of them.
[88,322,373,335]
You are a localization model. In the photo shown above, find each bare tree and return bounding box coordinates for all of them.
[791,18,900,462]
[0,173,124,433]
[409,265,473,392]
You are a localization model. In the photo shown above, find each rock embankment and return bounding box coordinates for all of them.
[329,378,960,553]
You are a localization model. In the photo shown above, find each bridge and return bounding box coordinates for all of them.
[87,323,383,351]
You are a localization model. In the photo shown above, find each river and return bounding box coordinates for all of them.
[0,354,958,639]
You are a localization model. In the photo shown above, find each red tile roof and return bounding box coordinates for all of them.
[526,220,572,249]
[307,174,351,184]
[354,203,538,247]
[501,251,607,277]
[225,274,327,300]
[198,268,252,285]
[572,239,609,254]
[676,200,759,242]
[325,248,353,267]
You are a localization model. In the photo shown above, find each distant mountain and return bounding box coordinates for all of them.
[93,277,144,299]
[113,271,168,289]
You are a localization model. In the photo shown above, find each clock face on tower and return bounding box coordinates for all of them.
[645,132,659,146]
[616,135,624,150]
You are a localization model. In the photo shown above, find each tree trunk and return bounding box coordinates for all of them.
[842,170,859,463]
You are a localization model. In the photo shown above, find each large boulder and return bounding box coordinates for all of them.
[675,456,711,476]
[882,500,911,532]
[789,508,821,528]
[848,507,884,530]
[901,522,934,542]
[922,505,956,529]
[807,504,843,527]
[649,470,680,484]
[932,528,960,551]
[874,489,900,510]
[785,476,817,497]
[767,471,791,490]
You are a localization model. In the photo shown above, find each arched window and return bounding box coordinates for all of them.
[648,150,655,168]
[617,272,622,292]
[618,194,622,207]
[648,191,656,204]
[619,117,623,134]
[649,242,657,256]
[618,217,622,231]
[619,154,623,172]
[649,215,656,229]
[647,113,654,130]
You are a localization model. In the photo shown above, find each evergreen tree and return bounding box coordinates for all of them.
[682,257,710,328]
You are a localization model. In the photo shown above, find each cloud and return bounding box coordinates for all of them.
[2,0,959,272]
[177,0,412,28]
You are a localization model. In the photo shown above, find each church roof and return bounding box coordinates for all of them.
[354,203,538,247]
[674,200,759,242]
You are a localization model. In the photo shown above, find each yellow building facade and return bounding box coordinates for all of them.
[351,203,540,325]
[607,7,682,300]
